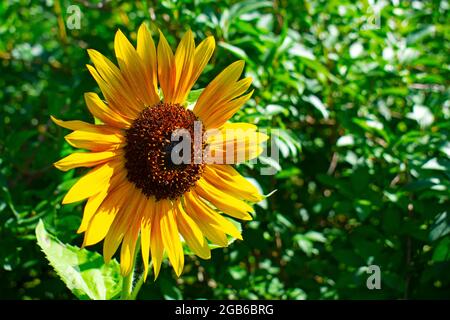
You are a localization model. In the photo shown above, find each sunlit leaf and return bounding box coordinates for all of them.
[35,220,122,300]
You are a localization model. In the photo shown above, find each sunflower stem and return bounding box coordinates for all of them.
[130,259,152,300]
[120,269,134,300]
[130,272,145,300]
[120,239,141,300]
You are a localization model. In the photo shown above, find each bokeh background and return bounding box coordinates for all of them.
[1,0,449,299]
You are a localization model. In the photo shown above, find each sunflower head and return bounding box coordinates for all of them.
[52,24,268,280]
[124,101,205,200]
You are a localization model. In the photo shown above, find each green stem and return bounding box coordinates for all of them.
[120,268,134,300]
[120,238,141,300]
[130,261,151,300]
[129,273,145,300]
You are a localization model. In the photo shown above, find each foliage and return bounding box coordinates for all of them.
[35,220,122,300]
[0,0,449,299]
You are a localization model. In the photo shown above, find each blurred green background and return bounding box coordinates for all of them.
[1,0,449,299]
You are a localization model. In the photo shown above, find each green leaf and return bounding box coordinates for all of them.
[186,88,204,108]
[422,158,450,172]
[432,237,450,262]
[229,265,247,280]
[264,104,290,117]
[229,0,273,17]
[355,199,372,221]
[304,231,326,243]
[352,118,390,143]
[159,274,183,300]
[259,156,282,172]
[304,95,329,119]
[276,167,301,179]
[336,135,355,147]
[299,56,340,83]
[277,213,294,229]
[293,234,314,256]
[407,105,434,128]
[272,129,302,157]
[429,212,450,242]
[218,41,248,60]
[35,220,122,300]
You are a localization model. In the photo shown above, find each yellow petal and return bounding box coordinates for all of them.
[84,92,131,128]
[87,49,136,105]
[189,36,215,91]
[64,127,124,151]
[103,187,143,263]
[206,126,268,163]
[184,190,242,241]
[137,23,159,105]
[102,211,127,263]
[184,193,228,247]
[150,201,165,280]
[207,124,266,146]
[157,30,176,102]
[119,192,144,276]
[82,182,133,246]
[78,163,127,233]
[195,178,253,221]
[78,190,108,234]
[175,201,210,259]
[120,223,140,276]
[204,165,262,202]
[160,200,184,277]
[55,150,121,172]
[193,60,245,118]
[118,231,137,276]
[115,29,158,107]
[86,63,140,119]
[172,29,195,103]
[140,196,156,281]
[201,78,252,121]
[221,122,257,131]
[62,159,120,204]
[202,89,254,129]
[206,144,263,164]
[51,115,97,131]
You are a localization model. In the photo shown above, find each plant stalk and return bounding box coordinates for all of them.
[120,238,141,300]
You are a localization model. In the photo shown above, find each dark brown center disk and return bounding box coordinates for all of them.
[124,102,205,200]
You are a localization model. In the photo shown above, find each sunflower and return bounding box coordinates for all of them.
[52,24,268,280]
